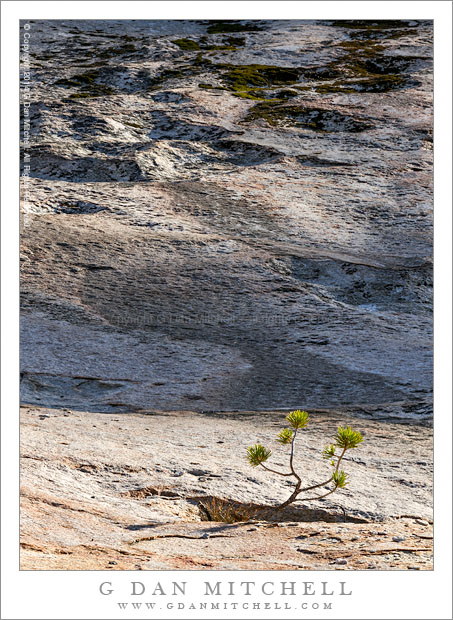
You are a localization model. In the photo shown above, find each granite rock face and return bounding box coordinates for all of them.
[20,19,433,418]
[20,20,434,571]
[20,405,433,570]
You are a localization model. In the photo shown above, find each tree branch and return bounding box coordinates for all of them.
[260,463,294,477]
[296,447,347,496]
[295,487,338,502]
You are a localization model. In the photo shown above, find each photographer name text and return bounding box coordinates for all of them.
[100,580,351,611]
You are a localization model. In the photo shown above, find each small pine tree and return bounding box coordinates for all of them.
[246,411,363,509]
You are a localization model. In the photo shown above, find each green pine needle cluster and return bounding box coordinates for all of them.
[246,444,272,467]
[246,410,363,510]
[277,428,294,444]
[286,409,309,429]
[322,443,336,459]
[333,470,349,488]
[334,426,363,450]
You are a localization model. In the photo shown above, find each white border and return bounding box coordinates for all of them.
[2,2,452,619]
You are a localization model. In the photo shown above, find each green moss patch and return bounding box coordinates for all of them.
[148,68,187,89]
[173,38,201,51]
[363,55,426,74]
[98,43,137,58]
[56,71,100,87]
[231,87,299,102]
[148,52,221,89]
[330,19,417,30]
[206,20,263,34]
[174,35,246,52]
[230,90,272,101]
[243,103,373,132]
[301,66,344,80]
[148,59,304,99]
[337,40,385,57]
[314,75,406,94]
[274,88,299,98]
[203,44,237,51]
[146,30,422,98]
[223,36,246,47]
[203,35,246,51]
[55,71,116,98]
[330,20,420,41]
[148,57,210,89]
[68,85,116,99]
[223,64,302,89]
[299,37,422,94]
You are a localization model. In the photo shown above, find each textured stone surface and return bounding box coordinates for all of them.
[20,405,433,570]
[20,20,433,570]
[21,19,432,417]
